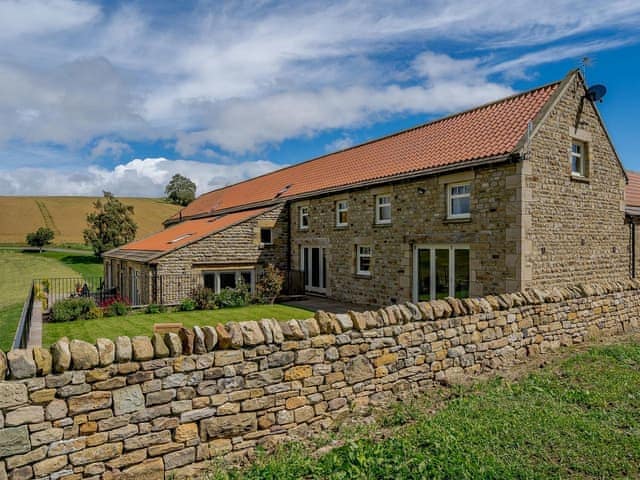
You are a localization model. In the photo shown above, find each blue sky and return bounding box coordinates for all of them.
[0,0,639,197]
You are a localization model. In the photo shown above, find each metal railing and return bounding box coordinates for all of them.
[33,277,119,309]
[33,269,307,312]
[13,283,35,349]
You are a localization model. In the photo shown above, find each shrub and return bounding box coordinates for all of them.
[105,301,129,317]
[50,297,96,322]
[145,303,166,314]
[215,280,251,308]
[190,286,217,310]
[85,306,104,320]
[256,264,284,304]
[100,295,131,317]
[180,298,197,311]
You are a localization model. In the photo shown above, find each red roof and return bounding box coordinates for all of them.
[174,81,560,221]
[626,171,640,207]
[120,207,268,252]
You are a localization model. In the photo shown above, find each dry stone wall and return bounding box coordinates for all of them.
[1,279,640,480]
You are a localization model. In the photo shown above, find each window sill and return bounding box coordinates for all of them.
[444,216,471,224]
[570,174,590,183]
[354,273,372,279]
[373,222,392,227]
[335,224,349,230]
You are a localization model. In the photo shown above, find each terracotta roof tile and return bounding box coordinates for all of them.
[176,82,559,220]
[626,171,640,207]
[118,207,268,253]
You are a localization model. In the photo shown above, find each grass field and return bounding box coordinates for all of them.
[211,339,640,480]
[42,304,312,346]
[0,250,102,351]
[0,196,180,245]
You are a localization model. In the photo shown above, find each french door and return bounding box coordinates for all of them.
[413,245,469,301]
[301,246,327,294]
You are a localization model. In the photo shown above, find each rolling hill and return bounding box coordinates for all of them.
[0,196,181,245]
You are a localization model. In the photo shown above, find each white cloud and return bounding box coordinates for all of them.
[0,158,281,197]
[325,136,355,152]
[176,79,514,153]
[90,138,132,159]
[0,0,99,40]
[412,52,481,80]
[0,0,638,182]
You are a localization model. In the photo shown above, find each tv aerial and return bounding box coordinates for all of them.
[580,56,607,103]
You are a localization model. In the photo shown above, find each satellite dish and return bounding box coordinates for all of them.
[586,84,607,102]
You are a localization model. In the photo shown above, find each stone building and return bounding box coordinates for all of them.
[105,69,633,306]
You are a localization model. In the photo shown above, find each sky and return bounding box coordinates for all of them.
[1,0,640,198]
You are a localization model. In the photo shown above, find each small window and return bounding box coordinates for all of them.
[336,200,348,227]
[356,245,372,276]
[299,206,309,230]
[375,195,391,224]
[447,183,471,219]
[260,228,272,245]
[571,140,588,177]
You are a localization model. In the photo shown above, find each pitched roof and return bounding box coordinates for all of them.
[105,207,268,257]
[626,171,640,208]
[172,80,560,222]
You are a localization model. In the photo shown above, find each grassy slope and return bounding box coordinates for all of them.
[0,250,102,350]
[0,196,180,245]
[212,340,640,480]
[42,304,312,346]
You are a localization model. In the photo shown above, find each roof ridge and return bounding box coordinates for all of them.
[178,77,563,212]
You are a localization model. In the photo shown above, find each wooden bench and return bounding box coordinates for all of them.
[153,322,183,335]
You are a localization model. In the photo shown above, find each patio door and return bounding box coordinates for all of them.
[413,245,469,301]
[301,246,327,294]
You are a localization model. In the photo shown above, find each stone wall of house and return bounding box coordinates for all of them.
[1,279,639,480]
[523,73,629,286]
[289,161,521,305]
[155,205,288,276]
[103,206,289,305]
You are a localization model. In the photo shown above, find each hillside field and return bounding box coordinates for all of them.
[0,196,180,246]
[0,250,103,351]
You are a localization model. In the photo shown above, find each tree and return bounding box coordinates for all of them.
[83,192,137,257]
[165,173,196,206]
[26,227,55,252]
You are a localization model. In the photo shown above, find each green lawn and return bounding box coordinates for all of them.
[0,250,101,351]
[42,304,312,346]
[211,339,640,480]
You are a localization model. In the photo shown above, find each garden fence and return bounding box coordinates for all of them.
[32,269,306,310]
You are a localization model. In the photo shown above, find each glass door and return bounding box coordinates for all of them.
[301,246,327,294]
[413,245,469,301]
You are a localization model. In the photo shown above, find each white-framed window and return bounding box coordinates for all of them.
[299,206,309,230]
[356,245,372,276]
[447,183,471,219]
[375,195,391,224]
[570,140,588,177]
[203,270,254,294]
[336,200,348,227]
[260,228,272,245]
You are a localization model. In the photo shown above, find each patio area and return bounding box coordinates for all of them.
[281,294,373,314]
